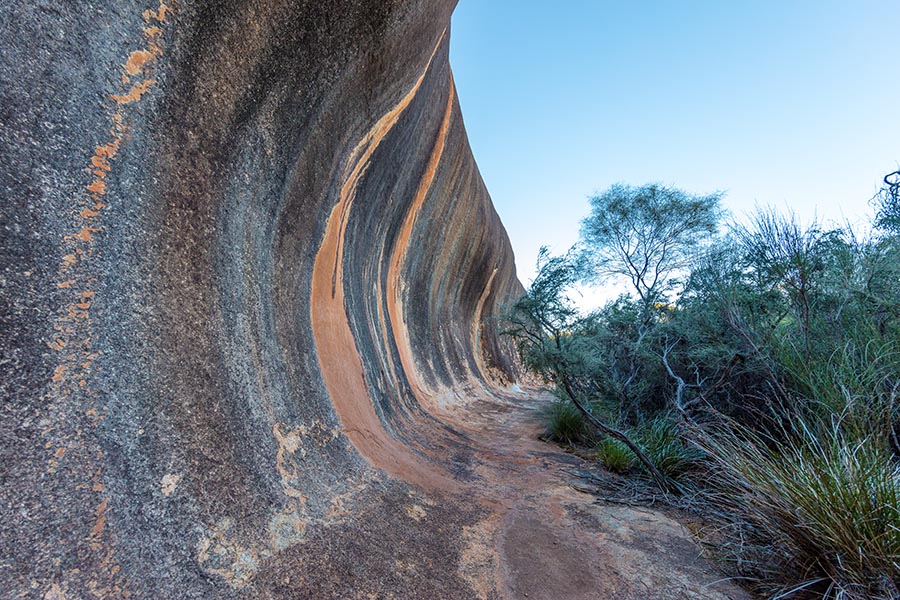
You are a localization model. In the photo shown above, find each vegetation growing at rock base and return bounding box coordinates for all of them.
[504,177,900,599]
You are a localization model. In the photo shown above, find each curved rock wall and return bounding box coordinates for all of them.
[1,1,522,597]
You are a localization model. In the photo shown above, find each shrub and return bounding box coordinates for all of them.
[695,416,900,599]
[596,437,635,473]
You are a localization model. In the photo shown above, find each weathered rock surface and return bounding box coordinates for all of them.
[1,1,748,598]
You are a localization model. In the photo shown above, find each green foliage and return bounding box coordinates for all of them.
[696,416,900,598]
[580,182,724,311]
[733,209,839,359]
[596,437,635,473]
[542,400,586,445]
[502,248,583,385]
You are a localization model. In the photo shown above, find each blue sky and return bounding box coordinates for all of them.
[450,1,900,295]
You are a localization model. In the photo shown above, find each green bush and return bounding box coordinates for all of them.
[542,400,586,444]
[696,417,900,599]
[596,437,635,473]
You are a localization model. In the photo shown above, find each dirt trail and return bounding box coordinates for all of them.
[427,388,751,600]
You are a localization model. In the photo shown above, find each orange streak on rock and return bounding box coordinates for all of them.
[91,155,111,172]
[310,31,457,492]
[110,79,157,104]
[385,77,456,408]
[95,138,122,160]
[88,497,109,548]
[124,49,155,75]
[143,0,167,23]
[41,4,171,591]
[70,227,100,243]
[87,179,106,195]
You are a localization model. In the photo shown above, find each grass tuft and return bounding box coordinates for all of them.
[695,416,900,599]
[542,400,586,444]
[596,437,636,473]
[636,417,700,480]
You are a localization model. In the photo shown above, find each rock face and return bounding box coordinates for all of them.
[1,0,521,596]
[2,2,755,599]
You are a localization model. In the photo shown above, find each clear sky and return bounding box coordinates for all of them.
[449,1,900,298]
